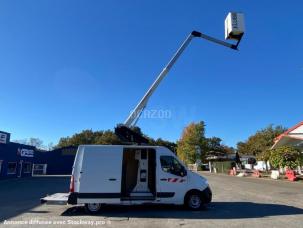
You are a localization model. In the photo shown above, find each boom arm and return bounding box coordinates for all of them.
[124,31,242,127]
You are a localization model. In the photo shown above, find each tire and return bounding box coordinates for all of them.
[185,191,203,210]
[84,203,102,214]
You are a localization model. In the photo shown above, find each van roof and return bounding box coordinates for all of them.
[77,145,174,155]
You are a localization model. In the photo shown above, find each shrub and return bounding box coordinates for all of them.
[269,146,303,170]
[256,149,271,162]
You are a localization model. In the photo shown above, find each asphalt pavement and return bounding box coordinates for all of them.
[0,173,302,228]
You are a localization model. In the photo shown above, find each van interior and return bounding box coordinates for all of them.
[121,148,156,200]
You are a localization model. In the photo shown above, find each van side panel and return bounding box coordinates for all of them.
[79,146,123,195]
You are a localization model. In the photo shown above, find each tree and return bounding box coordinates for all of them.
[56,127,176,150]
[177,121,207,164]
[95,130,122,145]
[152,138,177,153]
[176,121,231,164]
[256,149,271,162]
[28,138,44,148]
[237,125,286,156]
[205,137,227,153]
[221,145,236,154]
[13,138,46,150]
[47,142,55,151]
[269,146,303,170]
[57,129,122,148]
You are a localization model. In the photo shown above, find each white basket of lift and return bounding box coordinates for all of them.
[225,12,245,41]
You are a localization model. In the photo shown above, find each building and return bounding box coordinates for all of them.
[0,131,77,180]
[272,121,303,151]
[40,146,77,175]
[0,132,36,179]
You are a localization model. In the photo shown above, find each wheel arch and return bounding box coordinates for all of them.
[184,189,202,205]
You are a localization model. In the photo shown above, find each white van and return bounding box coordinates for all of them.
[42,145,211,213]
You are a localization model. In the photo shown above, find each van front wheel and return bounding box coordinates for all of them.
[185,191,203,210]
[85,203,102,214]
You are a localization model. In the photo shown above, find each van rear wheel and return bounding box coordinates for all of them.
[85,203,102,214]
[185,191,203,210]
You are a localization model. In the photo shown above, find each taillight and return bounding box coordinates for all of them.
[69,175,75,193]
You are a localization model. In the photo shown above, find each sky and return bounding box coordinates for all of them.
[0,1,302,147]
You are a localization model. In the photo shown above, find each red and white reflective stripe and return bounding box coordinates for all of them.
[168,178,178,182]
[168,178,186,183]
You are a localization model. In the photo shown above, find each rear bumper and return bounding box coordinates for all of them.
[201,186,212,204]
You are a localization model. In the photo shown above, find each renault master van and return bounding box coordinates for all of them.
[41,145,212,213]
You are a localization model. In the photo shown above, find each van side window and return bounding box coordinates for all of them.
[160,156,186,177]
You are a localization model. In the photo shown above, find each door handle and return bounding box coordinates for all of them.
[108,178,117,181]
[160,178,167,181]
